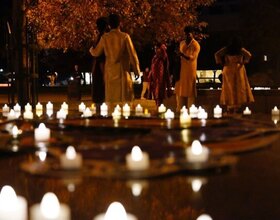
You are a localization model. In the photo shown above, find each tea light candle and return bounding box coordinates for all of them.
[180,111,191,125]
[30,192,70,220]
[100,103,108,116]
[90,103,96,114]
[7,109,17,120]
[60,146,82,169]
[34,123,50,142]
[0,185,27,220]
[24,103,32,112]
[135,104,143,116]
[122,103,131,117]
[272,106,279,115]
[158,104,166,113]
[112,108,121,120]
[46,101,53,110]
[213,105,222,118]
[126,146,150,170]
[164,109,175,119]
[186,140,209,163]
[36,102,43,111]
[198,109,208,119]
[189,104,198,118]
[56,109,67,120]
[12,125,21,138]
[82,107,92,118]
[2,104,10,113]
[243,107,252,115]
[36,110,43,117]
[78,102,86,112]
[94,202,137,220]
[61,102,68,111]
[13,103,21,112]
[180,106,188,114]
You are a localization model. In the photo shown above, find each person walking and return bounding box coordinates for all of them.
[140,67,151,100]
[215,36,254,113]
[89,14,140,105]
[175,26,200,111]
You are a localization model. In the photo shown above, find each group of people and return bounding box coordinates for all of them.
[89,13,254,113]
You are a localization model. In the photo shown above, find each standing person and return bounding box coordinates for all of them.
[175,26,200,111]
[140,67,151,100]
[89,14,140,105]
[91,17,108,104]
[150,43,171,107]
[215,36,254,113]
[72,64,84,85]
[68,64,84,100]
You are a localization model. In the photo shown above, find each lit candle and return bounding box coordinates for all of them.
[34,123,50,142]
[198,108,208,119]
[196,214,213,220]
[213,105,222,118]
[56,109,67,120]
[7,109,17,120]
[100,103,108,116]
[272,106,279,115]
[189,104,198,118]
[36,102,43,112]
[12,125,21,138]
[2,104,10,113]
[30,192,70,220]
[122,103,131,117]
[164,109,175,119]
[180,106,188,114]
[46,109,53,117]
[46,101,53,110]
[158,104,166,113]
[36,110,43,117]
[61,102,68,111]
[94,202,137,220]
[24,103,32,112]
[135,104,143,116]
[126,180,148,197]
[126,146,150,171]
[82,107,92,118]
[243,107,252,115]
[60,146,82,169]
[0,185,27,220]
[78,102,86,112]
[13,103,21,112]
[90,103,96,114]
[180,111,191,125]
[186,140,209,163]
[112,108,121,120]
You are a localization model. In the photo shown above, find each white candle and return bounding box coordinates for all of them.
[46,101,53,110]
[198,109,208,119]
[36,102,43,111]
[7,109,18,120]
[272,106,279,115]
[243,107,252,115]
[180,111,191,125]
[94,202,137,220]
[82,107,92,118]
[180,106,188,114]
[34,123,50,142]
[213,105,222,118]
[12,125,21,138]
[122,103,131,117]
[126,146,150,171]
[135,104,143,116]
[186,140,209,163]
[13,103,21,112]
[0,185,27,220]
[112,108,121,120]
[60,146,82,169]
[164,109,175,119]
[56,109,67,120]
[30,192,70,220]
[2,104,10,113]
[61,102,68,111]
[158,104,166,113]
[36,110,43,117]
[46,109,53,117]
[189,104,198,118]
[24,103,32,112]
[197,214,213,220]
[100,103,108,116]
[78,102,86,112]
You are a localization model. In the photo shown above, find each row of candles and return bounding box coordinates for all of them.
[0,185,212,220]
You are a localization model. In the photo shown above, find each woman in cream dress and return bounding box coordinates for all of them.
[215,37,254,112]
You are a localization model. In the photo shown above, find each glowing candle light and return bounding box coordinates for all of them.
[164,109,175,119]
[94,202,137,220]
[12,125,21,138]
[180,111,191,125]
[46,101,53,110]
[189,104,198,118]
[2,104,9,113]
[36,102,43,111]
[213,105,222,118]
[13,103,21,112]
[100,103,108,117]
[122,103,131,117]
[23,110,34,119]
[272,106,279,115]
[135,104,143,116]
[60,146,82,169]
[186,140,209,163]
[34,123,50,142]
[198,108,208,119]
[196,214,213,220]
[7,109,17,120]
[30,192,70,220]
[158,104,166,113]
[0,185,27,220]
[61,102,68,111]
[126,146,150,171]
[56,109,67,120]
[82,107,92,118]
[24,103,32,112]
[243,107,252,115]
[78,102,86,112]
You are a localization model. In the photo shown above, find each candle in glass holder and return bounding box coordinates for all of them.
[13,103,21,112]
[198,109,208,119]
[61,102,68,111]
[82,107,92,118]
[24,103,32,112]
[158,104,166,113]
[100,103,108,116]
[213,105,222,118]
[7,109,17,120]
[78,102,86,112]
[180,106,188,114]
[135,104,143,116]
[36,102,43,112]
[0,185,27,220]
[112,108,121,120]
[46,101,53,110]
[186,140,209,163]
[2,104,10,113]
[34,123,50,142]
[126,146,150,171]
[180,111,191,125]
[272,106,279,115]
[243,107,252,115]
[189,104,198,118]
[60,146,82,169]
[30,192,70,220]
[56,109,67,120]
[94,202,137,220]
[164,109,175,119]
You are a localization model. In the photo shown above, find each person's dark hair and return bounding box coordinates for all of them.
[184,26,194,34]
[96,17,108,33]
[226,36,243,55]
[108,14,120,29]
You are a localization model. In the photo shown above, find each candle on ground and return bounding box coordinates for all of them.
[126,146,150,171]
[272,106,279,115]
[186,140,209,163]
[243,107,252,115]
[34,123,50,142]
[60,146,82,169]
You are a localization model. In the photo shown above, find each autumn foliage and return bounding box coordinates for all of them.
[26,0,214,51]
